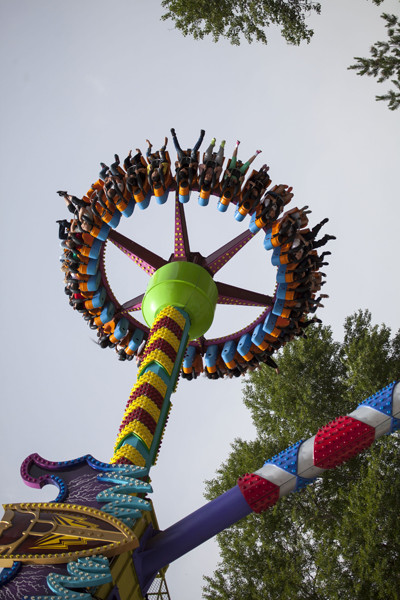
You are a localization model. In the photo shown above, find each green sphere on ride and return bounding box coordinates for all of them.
[142,262,218,340]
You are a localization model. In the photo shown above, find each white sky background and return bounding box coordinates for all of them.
[0,0,399,598]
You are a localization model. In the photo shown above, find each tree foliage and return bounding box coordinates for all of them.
[203,310,400,600]
[160,1,400,110]
[160,0,321,46]
[348,12,400,110]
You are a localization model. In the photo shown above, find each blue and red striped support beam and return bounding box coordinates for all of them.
[135,381,400,593]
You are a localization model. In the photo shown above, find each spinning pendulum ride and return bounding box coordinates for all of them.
[0,131,398,600]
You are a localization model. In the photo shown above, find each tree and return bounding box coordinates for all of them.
[203,310,400,600]
[160,1,400,110]
[348,11,400,111]
[160,0,321,46]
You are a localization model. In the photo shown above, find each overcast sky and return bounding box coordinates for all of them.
[0,1,399,598]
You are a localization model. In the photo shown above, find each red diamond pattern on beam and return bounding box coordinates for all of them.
[237,473,280,513]
[313,415,375,470]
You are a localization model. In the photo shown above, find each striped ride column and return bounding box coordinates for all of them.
[111,306,191,469]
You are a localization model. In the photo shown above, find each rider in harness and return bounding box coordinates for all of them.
[146,137,172,196]
[171,128,205,200]
[198,137,225,202]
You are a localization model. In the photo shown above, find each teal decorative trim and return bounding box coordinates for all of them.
[141,362,171,385]
[23,556,112,600]
[97,464,152,527]
[120,434,151,465]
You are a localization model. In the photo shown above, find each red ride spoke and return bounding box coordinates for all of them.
[205,230,257,275]
[109,229,167,276]
[121,293,145,312]
[174,194,191,261]
[216,281,273,307]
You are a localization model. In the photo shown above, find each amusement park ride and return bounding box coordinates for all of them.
[0,131,398,599]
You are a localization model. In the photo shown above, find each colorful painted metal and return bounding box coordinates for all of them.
[54,138,330,380]
[131,381,400,593]
[0,455,153,598]
[0,133,341,599]
[0,502,138,566]
[142,263,218,341]
[112,306,191,469]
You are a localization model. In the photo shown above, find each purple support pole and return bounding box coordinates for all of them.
[134,485,251,592]
[135,381,399,594]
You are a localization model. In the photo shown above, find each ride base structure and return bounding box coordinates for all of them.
[0,133,399,599]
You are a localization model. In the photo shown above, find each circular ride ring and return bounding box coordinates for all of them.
[66,136,324,380]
